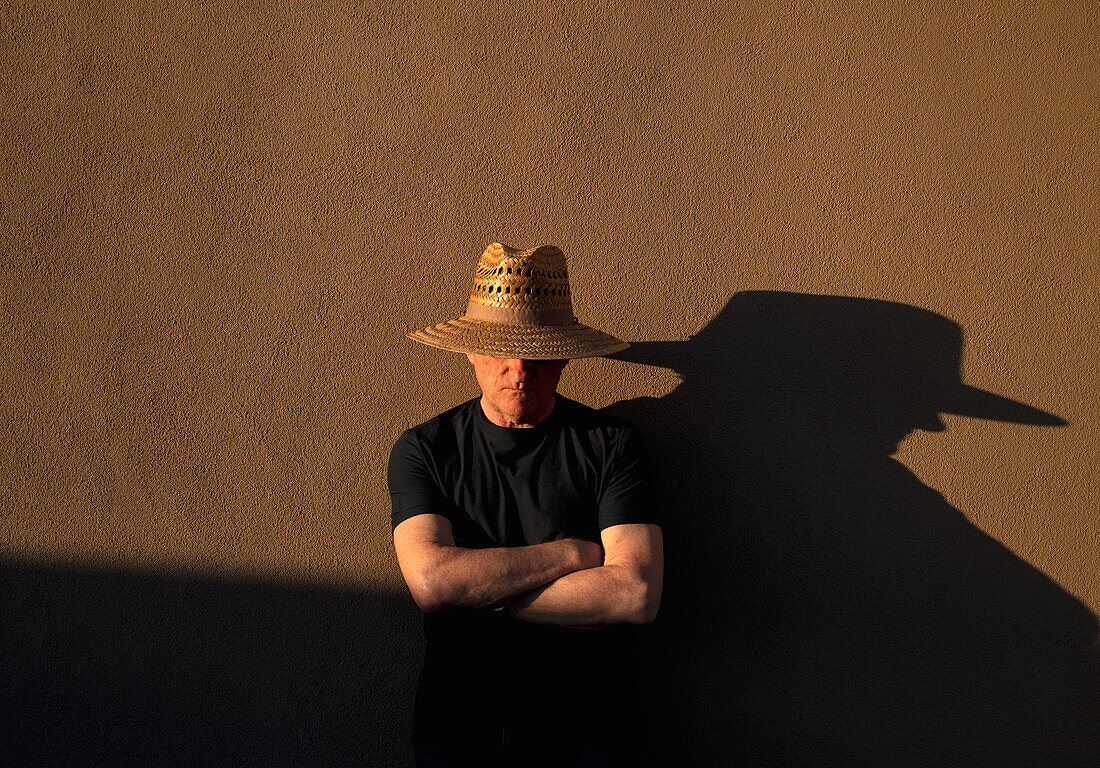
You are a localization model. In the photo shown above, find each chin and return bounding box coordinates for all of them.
[500,393,547,417]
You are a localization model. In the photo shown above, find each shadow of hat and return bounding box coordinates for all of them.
[613,291,1065,426]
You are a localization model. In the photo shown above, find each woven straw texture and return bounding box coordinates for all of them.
[408,242,628,359]
[469,243,572,313]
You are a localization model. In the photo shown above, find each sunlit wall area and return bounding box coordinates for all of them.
[2,3,1096,766]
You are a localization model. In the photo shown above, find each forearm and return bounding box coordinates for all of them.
[508,562,660,628]
[403,538,596,613]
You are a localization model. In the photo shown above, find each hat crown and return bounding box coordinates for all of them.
[407,241,628,358]
[469,243,573,317]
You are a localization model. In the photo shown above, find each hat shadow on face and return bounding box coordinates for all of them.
[604,291,1097,768]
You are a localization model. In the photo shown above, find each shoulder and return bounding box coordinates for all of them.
[389,399,480,472]
[556,396,638,433]
[388,399,481,491]
[395,398,480,446]
[555,397,646,458]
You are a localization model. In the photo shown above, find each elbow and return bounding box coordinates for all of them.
[626,580,662,625]
[397,539,468,613]
[411,590,445,614]
[407,571,453,614]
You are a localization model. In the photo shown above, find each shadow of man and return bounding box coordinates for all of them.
[606,291,1098,768]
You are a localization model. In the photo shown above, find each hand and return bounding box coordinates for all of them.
[570,538,604,571]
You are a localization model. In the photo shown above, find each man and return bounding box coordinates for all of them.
[388,242,664,767]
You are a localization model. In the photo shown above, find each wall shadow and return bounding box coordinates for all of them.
[606,291,1098,767]
[1,561,421,768]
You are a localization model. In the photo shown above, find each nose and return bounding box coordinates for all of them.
[506,359,539,382]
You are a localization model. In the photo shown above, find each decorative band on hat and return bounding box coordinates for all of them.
[463,301,576,326]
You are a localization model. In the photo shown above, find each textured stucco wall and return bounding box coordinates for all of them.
[2,2,1097,766]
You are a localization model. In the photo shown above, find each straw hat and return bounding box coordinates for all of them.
[407,242,629,359]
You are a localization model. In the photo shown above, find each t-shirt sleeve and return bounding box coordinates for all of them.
[597,427,660,531]
[387,430,452,530]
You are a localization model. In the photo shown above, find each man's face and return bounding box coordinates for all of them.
[466,354,568,428]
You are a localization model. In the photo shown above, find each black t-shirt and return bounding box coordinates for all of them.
[387,396,658,746]
[389,395,656,542]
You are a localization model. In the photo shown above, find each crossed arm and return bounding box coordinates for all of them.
[393,514,663,628]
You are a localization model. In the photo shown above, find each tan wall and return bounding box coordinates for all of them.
[3,2,1096,765]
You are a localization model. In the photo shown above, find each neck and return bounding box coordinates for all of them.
[479,395,557,428]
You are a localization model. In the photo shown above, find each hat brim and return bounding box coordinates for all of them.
[614,344,1067,426]
[407,317,629,360]
[942,385,1066,425]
